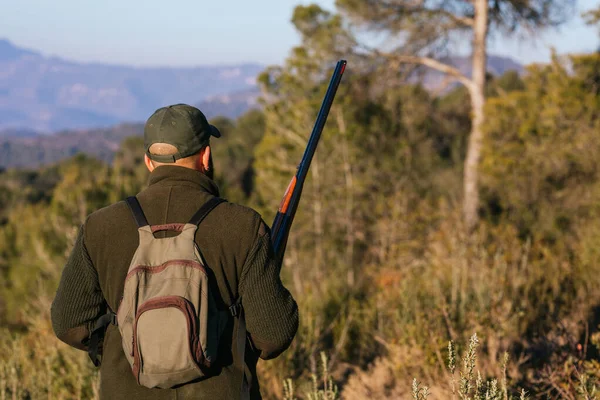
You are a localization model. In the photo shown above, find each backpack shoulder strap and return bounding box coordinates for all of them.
[188,197,226,226]
[125,196,149,228]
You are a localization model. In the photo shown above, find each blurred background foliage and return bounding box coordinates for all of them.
[1,2,600,399]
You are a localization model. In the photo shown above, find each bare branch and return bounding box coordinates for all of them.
[423,7,474,27]
[387,53,475,90]
[357,42,475,90]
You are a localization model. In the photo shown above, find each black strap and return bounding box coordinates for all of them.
[188,197,226,226]
[126,196,225,228]
[125,196,149,228]
[230,299,249,400]
[87,311,117,367]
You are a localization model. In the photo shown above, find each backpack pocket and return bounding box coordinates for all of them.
[132,296,205,388]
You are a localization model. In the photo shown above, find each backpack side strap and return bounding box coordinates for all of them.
[188,197,226,226]
[125,196,150,228]
[87,311,117,367]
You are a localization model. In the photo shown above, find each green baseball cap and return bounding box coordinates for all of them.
[144,103,221,163]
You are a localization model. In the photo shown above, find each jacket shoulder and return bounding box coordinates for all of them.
[87,201,130,224]
[84,201,133,239]
[220,201,262,222]
[212,201,266,236]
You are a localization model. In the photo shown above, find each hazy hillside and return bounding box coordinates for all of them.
[0,39,526,135]
[0,39,263,132]
[196,88,261,120]
[0,123,143,169]
[0,128,39,139]
[0,39,526,170]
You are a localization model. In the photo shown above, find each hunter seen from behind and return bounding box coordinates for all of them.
[1,0,600,399]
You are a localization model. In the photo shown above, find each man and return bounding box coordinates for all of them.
[51,104,299,399]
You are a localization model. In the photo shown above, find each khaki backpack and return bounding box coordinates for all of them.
[89,196,248,392]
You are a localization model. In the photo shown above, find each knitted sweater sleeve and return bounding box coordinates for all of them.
[239,221,299,360]
[50,222,106,351]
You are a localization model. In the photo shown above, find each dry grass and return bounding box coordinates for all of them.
[0,295,98,400]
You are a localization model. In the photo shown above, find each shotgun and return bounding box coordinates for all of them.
[271,60,347,261]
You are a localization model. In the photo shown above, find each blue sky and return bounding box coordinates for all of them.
[0,0,598,67]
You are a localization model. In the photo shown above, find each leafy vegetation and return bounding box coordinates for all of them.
[1,3,600,400]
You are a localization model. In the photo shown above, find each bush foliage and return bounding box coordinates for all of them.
[1,13,599,400]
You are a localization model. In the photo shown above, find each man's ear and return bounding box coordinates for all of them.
[144,154,155,172]
[200,146,211,172]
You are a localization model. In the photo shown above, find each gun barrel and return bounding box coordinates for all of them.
[271,60,347,261]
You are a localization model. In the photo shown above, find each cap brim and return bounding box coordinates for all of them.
[210,125,221,138]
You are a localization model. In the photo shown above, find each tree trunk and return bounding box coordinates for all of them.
[463,0,489,230]
[337,108,355,288]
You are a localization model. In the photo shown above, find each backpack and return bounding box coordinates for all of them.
[87,196,248,394]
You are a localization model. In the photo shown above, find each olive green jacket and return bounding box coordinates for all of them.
[51,165,299,399]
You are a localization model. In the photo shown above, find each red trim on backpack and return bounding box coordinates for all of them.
[116,260,207,325]
[151,224,186,233]
[131,296,203,383]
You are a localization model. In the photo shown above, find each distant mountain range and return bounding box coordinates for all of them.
[0,39,262,133]
[0,38,527,137]
[0,38,529,169]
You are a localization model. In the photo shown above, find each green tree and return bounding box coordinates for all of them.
[110,136,149,203]
[584,5,600,28]
[584,4,600,43]
[253,6,473,383]
[481,53,600,240]
[335,0,575,229]
[210,111,266,202]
